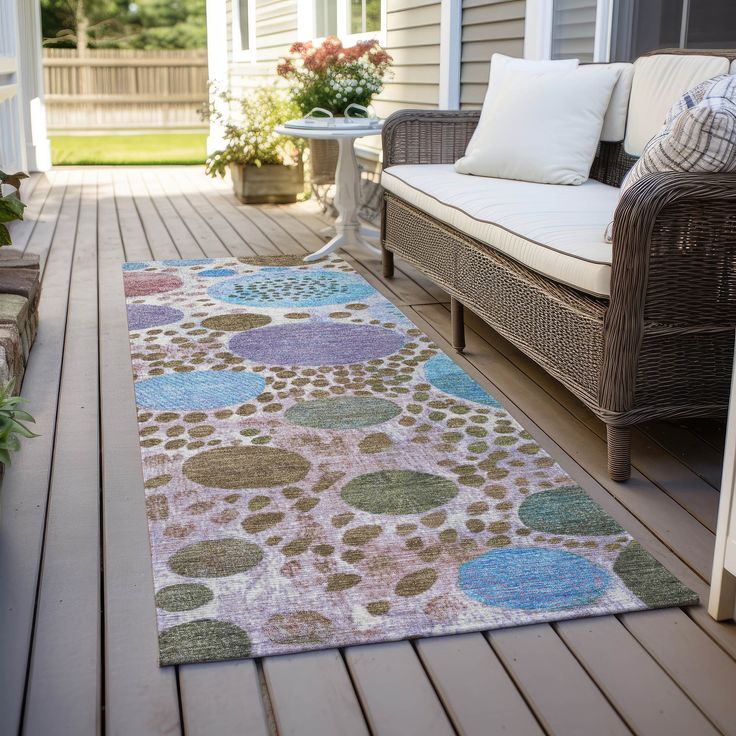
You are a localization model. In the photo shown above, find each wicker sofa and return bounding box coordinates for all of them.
[380,49,736,481]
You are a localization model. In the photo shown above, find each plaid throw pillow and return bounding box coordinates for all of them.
[605,74,736,242]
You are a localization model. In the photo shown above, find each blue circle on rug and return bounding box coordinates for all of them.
[199,268,236,277]
[208,270,375,307]
[162,259,214,267]
[135,370,266,410]
[424,353,499,407]
[229,323,405,365]
[123,261,148,271]
[458,547,610,610]
[127,304,184,331]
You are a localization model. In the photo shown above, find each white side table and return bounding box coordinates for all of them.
[277,121,384,262]
[710,347,736,621]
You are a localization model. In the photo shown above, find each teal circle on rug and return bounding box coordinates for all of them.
[135,370,266,410]
[459,547,610,610]
[163,259,214,267]
[424,353,500,407]
[519,487,624,536]
[285,397,402,429]
[199,268,236,277]
[208,270,375,307]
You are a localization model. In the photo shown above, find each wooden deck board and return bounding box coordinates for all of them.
[98,169,182,735]
[489,624,632,736]
[23,170,102,735]
[344,641,455,736]
[0,170,78,736]
[1,166,734,736]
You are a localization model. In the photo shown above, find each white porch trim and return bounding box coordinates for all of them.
[17,0,51,171]
[523,0,553,60]
[206,0,229,155]
[524,0,614,63]
[0,0,27,173]
[438,0,462,109]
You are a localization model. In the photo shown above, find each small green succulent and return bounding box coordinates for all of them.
[0,170,29,247]
[0,380,38,465]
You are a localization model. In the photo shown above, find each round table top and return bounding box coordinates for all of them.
[276,120,384,140]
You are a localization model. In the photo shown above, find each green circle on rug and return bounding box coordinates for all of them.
[183,446,311,489]
[341,470,458,514]
[518,486,624,536]
[285,397,402,429]
[155,583,214,611]
[168,539,263,577]
[201,313,271,331]
[159,619,251,664]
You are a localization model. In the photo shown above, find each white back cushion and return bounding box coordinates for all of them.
[731,59,736,75]
[593,62,634,141]
[455,65,621,185]
[624,54,730,156]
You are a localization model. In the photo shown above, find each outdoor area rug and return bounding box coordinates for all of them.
[123,254,697,666]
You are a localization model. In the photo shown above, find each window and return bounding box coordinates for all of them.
[611,0,736,61]
[299,0,385,43]
[551,0,598,63]
[527,0,735,63]
[315,0,338,37]
[232,0,256,60]
[350,0,382,35]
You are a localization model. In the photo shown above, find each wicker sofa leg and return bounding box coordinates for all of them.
[382,246,394,278]
[606,425,631,481]
[451,298,465,353]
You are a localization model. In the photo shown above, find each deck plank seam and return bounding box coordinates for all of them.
[19,171,85,734]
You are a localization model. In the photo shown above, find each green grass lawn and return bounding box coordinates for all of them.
[51,133,207,166]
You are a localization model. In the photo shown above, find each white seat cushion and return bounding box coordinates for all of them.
[382,165,619,298]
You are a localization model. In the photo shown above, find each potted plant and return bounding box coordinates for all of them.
[277,37,392,183]
[0,171,29,246]
[204,86,305,204]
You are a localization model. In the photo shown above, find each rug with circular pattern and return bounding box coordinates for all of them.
[123,255,697,666]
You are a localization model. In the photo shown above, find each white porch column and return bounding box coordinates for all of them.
[205,0,229,155]
[16,0,51,171]
[0,0,27,173]
[438,0,462,109]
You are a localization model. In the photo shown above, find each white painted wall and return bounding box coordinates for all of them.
[0,0,50,173]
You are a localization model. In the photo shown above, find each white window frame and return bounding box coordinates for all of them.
[232,0,257,62]
[524,0,613,62]
[297,0,387,47]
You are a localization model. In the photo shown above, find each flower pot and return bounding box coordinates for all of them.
[230,162,304,204]
[308,139,339,185]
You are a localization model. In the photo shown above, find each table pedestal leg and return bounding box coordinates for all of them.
[304,137,381,262]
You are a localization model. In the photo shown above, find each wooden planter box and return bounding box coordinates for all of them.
[230,162,304,204]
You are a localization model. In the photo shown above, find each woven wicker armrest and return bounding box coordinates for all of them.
[382,110,481,168]
[601,171,736,414]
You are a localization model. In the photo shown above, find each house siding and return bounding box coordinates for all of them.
[225,0,297,97]
[460,0,526,109]
[224,0,442,116]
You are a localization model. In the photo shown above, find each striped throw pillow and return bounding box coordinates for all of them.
[605,74,736,242]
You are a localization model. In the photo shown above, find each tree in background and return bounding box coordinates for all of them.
[41,0,207,50]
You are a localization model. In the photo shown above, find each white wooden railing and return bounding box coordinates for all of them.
[0,0,27,174]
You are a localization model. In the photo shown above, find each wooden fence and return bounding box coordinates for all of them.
[42,48,209,133]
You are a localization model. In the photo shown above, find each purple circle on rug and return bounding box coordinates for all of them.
[127,304,184,331]
[229,323,405,365]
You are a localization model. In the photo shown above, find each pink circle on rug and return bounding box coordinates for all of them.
[124,272,183,296]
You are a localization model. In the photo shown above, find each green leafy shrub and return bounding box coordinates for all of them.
[0,380,38,465]
[0,171,29,247]
[203,86,304,179]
